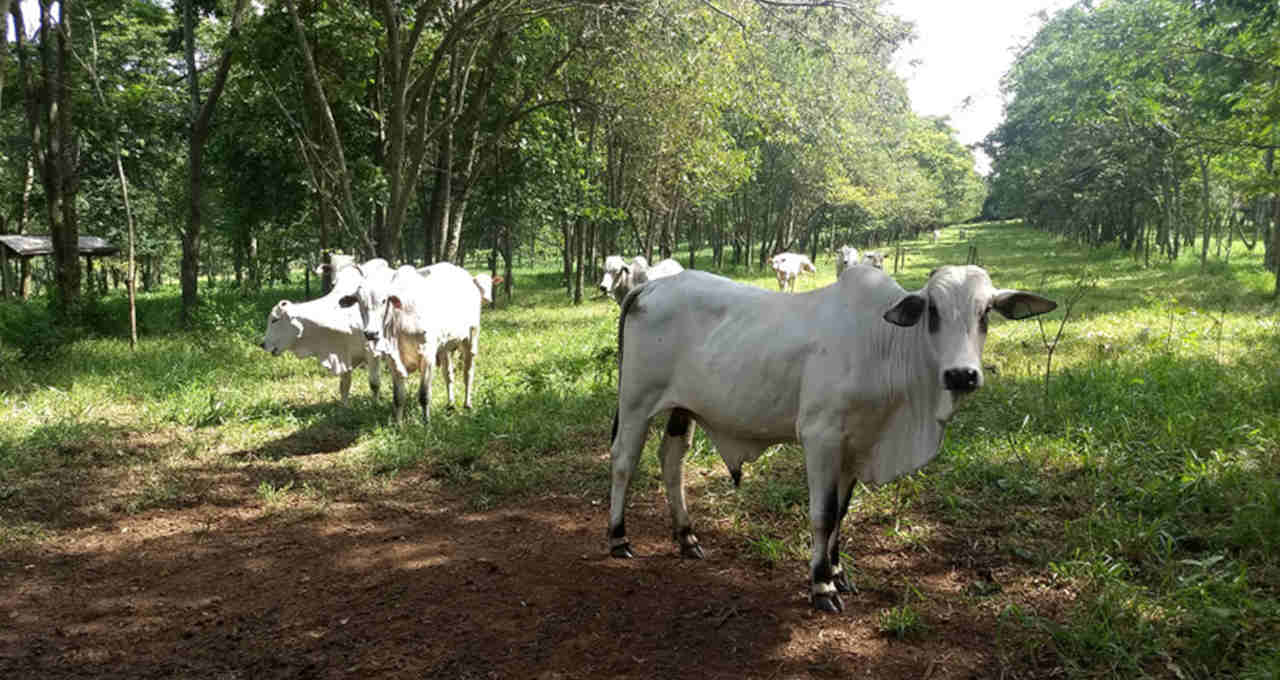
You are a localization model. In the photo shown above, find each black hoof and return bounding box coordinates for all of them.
[812,592,844,613]
[680,543,705,559]
[834,570,855,594]
[610,544,635,558]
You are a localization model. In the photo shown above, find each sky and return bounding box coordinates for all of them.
[885,0,1075,174]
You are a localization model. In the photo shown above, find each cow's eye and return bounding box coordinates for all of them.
[928,303,940,334]
[979,309,989,334]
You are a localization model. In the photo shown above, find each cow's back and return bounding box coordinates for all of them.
[619,269,908,437]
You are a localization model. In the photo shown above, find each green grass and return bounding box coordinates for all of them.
[3,220,1280,677]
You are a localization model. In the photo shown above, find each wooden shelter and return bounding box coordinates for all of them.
[0,235,120,300]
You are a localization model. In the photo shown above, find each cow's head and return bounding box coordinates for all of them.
[261,300,304,356]
[599,255,630,296]
[861,252,885,269]
[472,274,503,303]
[883,265,1056,394]
[335,263,393,349]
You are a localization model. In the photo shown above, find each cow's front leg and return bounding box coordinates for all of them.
[368,356,381,401]
[338,371,353,406]
[829,468,860,595]
[390,368,406,426]
[804,436,844,612]
[660,409,701,558]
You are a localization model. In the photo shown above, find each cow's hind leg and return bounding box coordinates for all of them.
[338,371,353,406]
[804,436,844,612]
[419,343,435,424]
[661,408,702,558]
[462,326,478,409]
[438,348,455,409]
[608,409,653,559]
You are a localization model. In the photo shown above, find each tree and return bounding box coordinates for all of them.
[179,0,248,326]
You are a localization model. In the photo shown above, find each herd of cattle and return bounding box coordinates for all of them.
[259,247,1057,612]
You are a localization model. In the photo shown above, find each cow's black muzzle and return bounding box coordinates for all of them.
[943,367,980,393]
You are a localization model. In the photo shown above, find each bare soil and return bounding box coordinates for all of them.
[1,440,1072,680]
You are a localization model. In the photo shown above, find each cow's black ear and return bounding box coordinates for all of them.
[884,294,927,327]
[338,294,358,308]
[992,290,1057,320]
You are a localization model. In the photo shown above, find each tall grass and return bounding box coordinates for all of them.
[3,222,1280,677]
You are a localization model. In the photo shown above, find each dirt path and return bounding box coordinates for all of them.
[2,473,1057,680]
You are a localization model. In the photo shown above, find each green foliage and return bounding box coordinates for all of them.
[986,0,1280,265]
[877,603,927,640]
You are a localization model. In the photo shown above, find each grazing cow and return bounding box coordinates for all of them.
[769,252,817,292]
[260,258,392,405]
[606,265,1056,612]
[598,255,685,306]
[834,245,860,279]
[347,263,486,425]
[861,251,886,269]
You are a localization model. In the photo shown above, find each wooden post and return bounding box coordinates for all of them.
[20,257,32,300]
[0,244,8,298]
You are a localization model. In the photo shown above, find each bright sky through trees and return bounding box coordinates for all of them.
[887,0,1073,174]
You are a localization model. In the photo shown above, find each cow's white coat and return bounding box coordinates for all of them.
[371,263,486,425]
[769,252,817,292]
[598,255,685,306]
[260,258,391,405]
[834,246,860,279]
[606,265,1056,611]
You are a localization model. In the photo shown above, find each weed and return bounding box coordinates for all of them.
[877,604,927,640]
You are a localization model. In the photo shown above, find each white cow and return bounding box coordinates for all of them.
[861,251,886,269]
[931,229,941,242]
[260,258,392,405]
[606,265,1055,612]
[598,255,685,306]
[834,245,860,279]
[347,263,485,425]
[769,252,817,292]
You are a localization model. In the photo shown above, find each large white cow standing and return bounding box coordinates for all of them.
[769,252,817,292]
[606,265,1055,612]
[343,263,488,425]
[259,259,392,405]
[598,255,685,306]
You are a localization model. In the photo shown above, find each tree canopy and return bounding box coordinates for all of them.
[984,0,1280,278]
[0,0,989,315]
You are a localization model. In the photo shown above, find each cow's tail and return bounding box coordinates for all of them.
[611,284,645,446]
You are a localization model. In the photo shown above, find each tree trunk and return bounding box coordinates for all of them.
[573,216,585,305]
[182,0,247,326]
[39,0,80,315]
[1199,153,1212,271]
